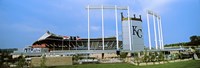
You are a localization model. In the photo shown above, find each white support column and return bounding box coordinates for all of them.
[86,5,128,50]
[157,16,162,49]
[127,6,132,50]
[115,5,119,50]
[146,12,152,50]
[87,5,90,50]
[159,17,164,49]
[101,5,105,50]
[153,14,158,50]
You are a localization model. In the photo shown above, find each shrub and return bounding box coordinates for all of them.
[16,54,25,68]
[40,55,46,68]
[120,52,128,58]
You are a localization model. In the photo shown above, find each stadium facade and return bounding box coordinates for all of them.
[25,13,143,53]
[30,31,122,51]
[12,12,146,61]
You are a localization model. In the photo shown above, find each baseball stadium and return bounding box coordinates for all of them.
[9,5,200,67]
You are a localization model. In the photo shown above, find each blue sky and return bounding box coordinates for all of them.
[0,0,200,49]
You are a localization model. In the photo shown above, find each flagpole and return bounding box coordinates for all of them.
[76,36,78,50]
[62,39,63,50]
[69,37,70,50]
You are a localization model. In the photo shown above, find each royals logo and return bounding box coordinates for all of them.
[132,26,142,38]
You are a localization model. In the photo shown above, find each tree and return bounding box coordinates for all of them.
[40,54,46,68]
[133,52,141,66]
[149,52,156,64]
[189,35,200,46]
[17,54,25,68]
[120,52,128,58]
[190,36,198,42]
[158,52,164,64]
[155,52,159,62]
[73,54,80,61]
[135,57,141,66]
[143,49,149,65]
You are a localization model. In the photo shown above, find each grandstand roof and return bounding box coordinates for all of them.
[32,31,122,50]
[38,31,63,41]
[34,31,120,44]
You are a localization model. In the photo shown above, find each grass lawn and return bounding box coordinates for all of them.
[47,60,200,68]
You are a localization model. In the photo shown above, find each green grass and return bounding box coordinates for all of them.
[47,60,200,68]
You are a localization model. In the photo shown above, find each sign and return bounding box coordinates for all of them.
[132,26,142,38]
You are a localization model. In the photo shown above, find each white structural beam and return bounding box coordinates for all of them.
[86,6,127,10]
[115,5,119,50]
[127,6,132,50]
[101,5,105,50]
[156,16,162,49]
[159,17,164,49]
[146,12,152,50]
[153,13,158,50]
[86,5,129,50]
[87,5,90,50]
[147,10,164,50]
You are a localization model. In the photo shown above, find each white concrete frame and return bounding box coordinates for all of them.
[159,17,164,49]
[87,5,90,50]
[146,10,164,50]
[156,16,162,49]
[101,5,105,50]
[152,13,158,49]
[146,12,152,50]
[127,6,132,50]
[86,5,130,50]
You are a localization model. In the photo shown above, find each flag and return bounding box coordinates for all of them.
[76,36,81,40]
[63,36,70,39]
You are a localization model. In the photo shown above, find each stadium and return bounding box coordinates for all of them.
[21,9,145,54]
[11,5,180,66]
[20,12,143,57]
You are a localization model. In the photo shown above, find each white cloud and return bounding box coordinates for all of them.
[11,24,42,33]
[91,25,100,31]
[133,0,175,15]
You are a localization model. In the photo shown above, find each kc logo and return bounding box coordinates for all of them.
[132,26,142,38]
